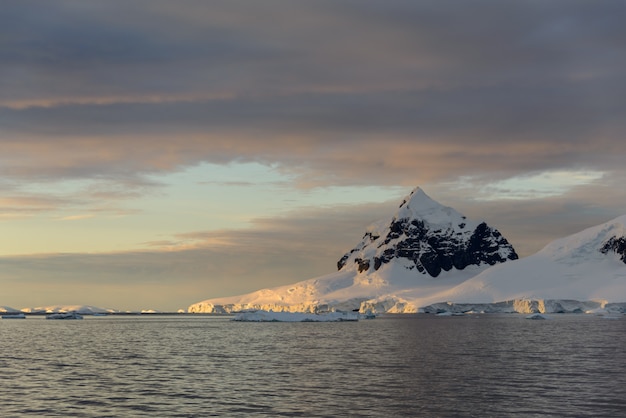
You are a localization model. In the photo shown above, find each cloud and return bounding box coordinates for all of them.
[3,0,625,220]
[58,214,96,221]
[1,1,624,191]
[2,93,625,190]
[0,195,76,219]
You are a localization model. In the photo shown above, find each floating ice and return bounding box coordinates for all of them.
[526,313,548,320]
[232,310,359,322]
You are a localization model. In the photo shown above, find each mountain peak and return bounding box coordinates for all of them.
[399,187,440,211]
[337,187,518,277]
[400,187,434,208]
[397,187,464,227]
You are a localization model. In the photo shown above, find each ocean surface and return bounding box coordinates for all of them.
[1,314,625,417]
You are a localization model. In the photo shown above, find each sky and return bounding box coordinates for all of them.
[1,0,626,311]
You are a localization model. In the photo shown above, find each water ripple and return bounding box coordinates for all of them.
[1,314,625,416]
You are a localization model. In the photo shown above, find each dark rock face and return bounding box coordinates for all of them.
[600,237,626,263]
[338,217,518,277]
[337,253,351,270]
[355,258,370,273]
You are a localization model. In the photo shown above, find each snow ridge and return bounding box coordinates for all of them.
[540,214,626,263]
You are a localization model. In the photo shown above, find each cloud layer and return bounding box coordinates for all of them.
[3,1,625,186]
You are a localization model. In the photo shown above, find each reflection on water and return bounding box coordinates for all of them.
[1,314,625,417]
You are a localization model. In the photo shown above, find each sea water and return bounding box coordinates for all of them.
[1,314,625,417]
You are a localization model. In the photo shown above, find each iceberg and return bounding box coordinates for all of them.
[2,313,26,319]
[526,313,549,320]
[232,310,359,322]
[46,311,83,320]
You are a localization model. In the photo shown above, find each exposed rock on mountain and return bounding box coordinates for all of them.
[601,237,626,263]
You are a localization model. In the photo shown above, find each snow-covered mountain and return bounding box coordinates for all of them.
[189,188,626,314]
[188,187,519,313]
[337,187,518,277]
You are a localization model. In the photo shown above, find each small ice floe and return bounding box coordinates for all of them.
[585,307,623,319]
[586,307,608,316]
[2,313,26,319]
[46,312,83,320]
[525,313,549,320]
[464,310,483,315]
[436,311,465,317]
[232,310,359,322]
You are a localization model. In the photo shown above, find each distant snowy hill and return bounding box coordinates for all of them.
[19,305,117,314]
[189,187,519,313]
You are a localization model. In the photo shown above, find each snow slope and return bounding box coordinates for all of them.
[189,187,518,313]
[421,215,626,309]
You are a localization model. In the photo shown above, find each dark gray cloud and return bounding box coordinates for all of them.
[3,0,621,99]
[3,0,625,199]
[2,0,625,188]
[3,83,625,187]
